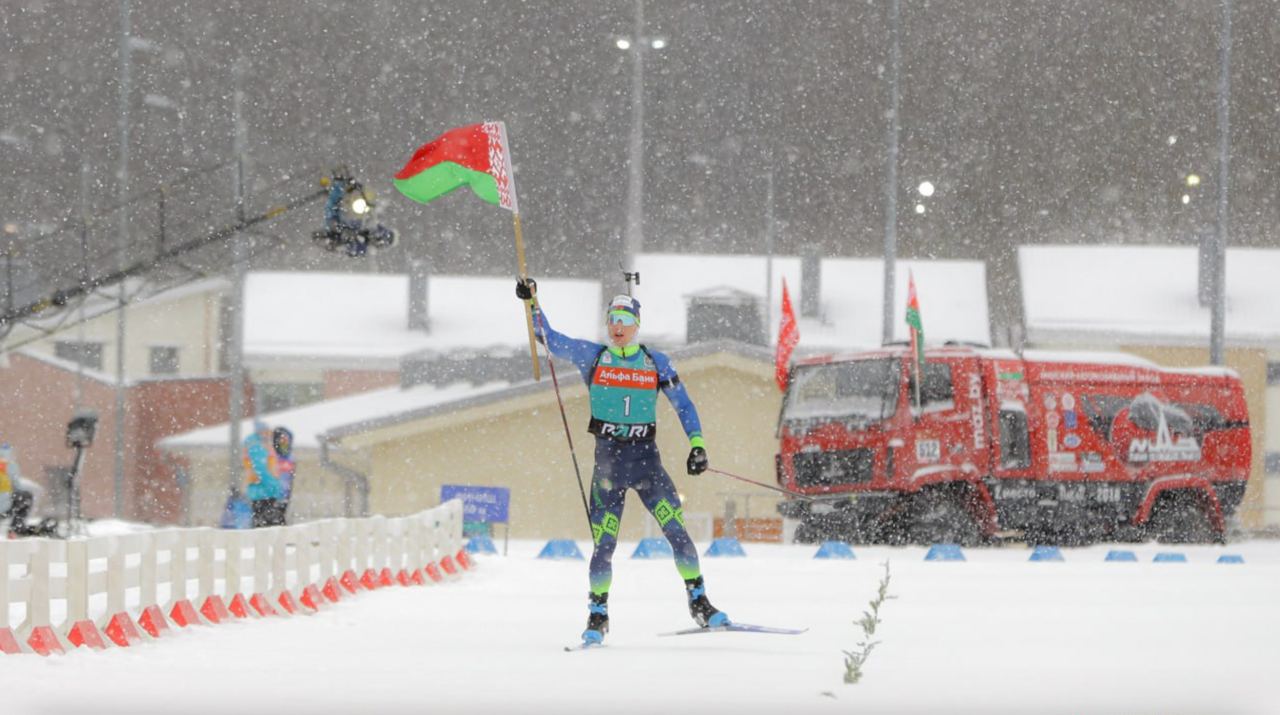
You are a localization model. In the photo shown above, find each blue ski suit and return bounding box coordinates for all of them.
[533,306,706,595]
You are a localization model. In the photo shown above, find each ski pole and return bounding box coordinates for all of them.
[534,305,593,530]
[706,467,817,501]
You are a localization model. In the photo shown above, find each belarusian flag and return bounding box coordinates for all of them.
[905,269,925,406]
[394,122,518,212]
[775,278,800,392]
[905,269,925,364]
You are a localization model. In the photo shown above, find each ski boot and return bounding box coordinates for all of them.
[359,224,397,250]
[312,226,345,253]
[343,234,369,258]
[685,576,730,628]
[582,592,609,645]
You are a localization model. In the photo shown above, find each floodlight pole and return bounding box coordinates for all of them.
[1210,0,1231,366]
[227,56,249,499]
[623,0,646,268]
[113,0,131,517]
[881,0,901,345]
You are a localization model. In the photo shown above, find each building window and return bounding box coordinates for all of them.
[54,340,103,371]
[256,382,324,413]
[149,346,180,375]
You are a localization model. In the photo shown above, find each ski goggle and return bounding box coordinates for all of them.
[608,311,638,326]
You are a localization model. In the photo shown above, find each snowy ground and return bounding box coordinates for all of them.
[7,538,1280,715]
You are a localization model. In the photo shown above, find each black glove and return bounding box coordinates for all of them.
[516,277,538,300]
[686,446,708,475]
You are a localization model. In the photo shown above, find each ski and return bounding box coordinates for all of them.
[659,623,808,637]
[564,641,606,652]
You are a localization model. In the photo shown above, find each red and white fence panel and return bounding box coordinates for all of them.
[1,500,470,656]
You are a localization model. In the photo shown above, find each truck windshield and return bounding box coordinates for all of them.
[784,359,900,422]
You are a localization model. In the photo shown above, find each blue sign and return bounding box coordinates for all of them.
[441,484,510,523]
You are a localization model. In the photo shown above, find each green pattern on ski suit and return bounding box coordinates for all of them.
[587,441,702,596]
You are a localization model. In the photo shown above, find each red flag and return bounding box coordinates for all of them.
[393,122,518,212]
[905,270,924,408]
[905,270,924,362]
[775,278,800,392]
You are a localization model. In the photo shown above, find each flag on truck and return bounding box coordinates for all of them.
[775,278,800,392]
[393,122,518,212]
[905,269,924,407]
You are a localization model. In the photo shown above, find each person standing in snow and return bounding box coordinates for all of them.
[516,278,729,646]
[272,426,296,525]
[0,443,52,537]
[243,421,285,528]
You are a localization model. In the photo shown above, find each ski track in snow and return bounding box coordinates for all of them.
[6,540,1280,715]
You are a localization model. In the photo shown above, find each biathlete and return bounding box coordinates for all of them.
[516,278,729,646]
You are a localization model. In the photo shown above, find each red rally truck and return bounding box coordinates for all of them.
[776,346,1251,544]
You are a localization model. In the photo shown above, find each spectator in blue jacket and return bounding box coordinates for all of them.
[243,421,285,527]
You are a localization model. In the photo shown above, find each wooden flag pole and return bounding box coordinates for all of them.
[512,212,542,381]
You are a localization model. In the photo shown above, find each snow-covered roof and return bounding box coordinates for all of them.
[632,253,802,345]
[159,379,514,452]
[632,253,990,350]
[421,275,602,355]
[243,272,601,367]
[239,257,988,369]
[1019,245,1280,345]
[813,257,990,349]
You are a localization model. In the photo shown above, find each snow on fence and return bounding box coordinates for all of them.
[0,499,470,656]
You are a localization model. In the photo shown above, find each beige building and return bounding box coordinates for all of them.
[12,277,227,381]
[164,342,782,541]
[1019,245,1280,528]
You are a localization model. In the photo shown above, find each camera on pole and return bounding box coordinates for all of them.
[67,412,98,449]
[64,411,98,536]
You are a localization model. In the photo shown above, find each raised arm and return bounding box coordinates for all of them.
[518,279,604,382]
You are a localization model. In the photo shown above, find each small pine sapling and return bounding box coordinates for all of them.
[843,560,894,684]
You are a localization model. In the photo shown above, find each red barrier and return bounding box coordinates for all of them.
[322,577,343,603]
[138,605,170,638]
[104,612,143,647]
[278,590,300,615]
[67,620,108,650]
[410,569,426,586]
[440,556,458,575]
[300,585,324,612]
[200,595,232,624]
[378,568,395,588]
[228,593,253,619]
[0,628,22,655]
[340,570,360,594]
[457,549,474,570]
[425,563,444,583]
[169,600,203,627]
[249,593,279,617]
[27,626,66,656]
[360,569,381,590]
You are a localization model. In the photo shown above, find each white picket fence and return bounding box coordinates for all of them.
[0,500,469,655]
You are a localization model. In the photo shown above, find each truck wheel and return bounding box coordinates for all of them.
[793,521,821,544]
[908,488,981,547]
[1147,493,1215,544]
